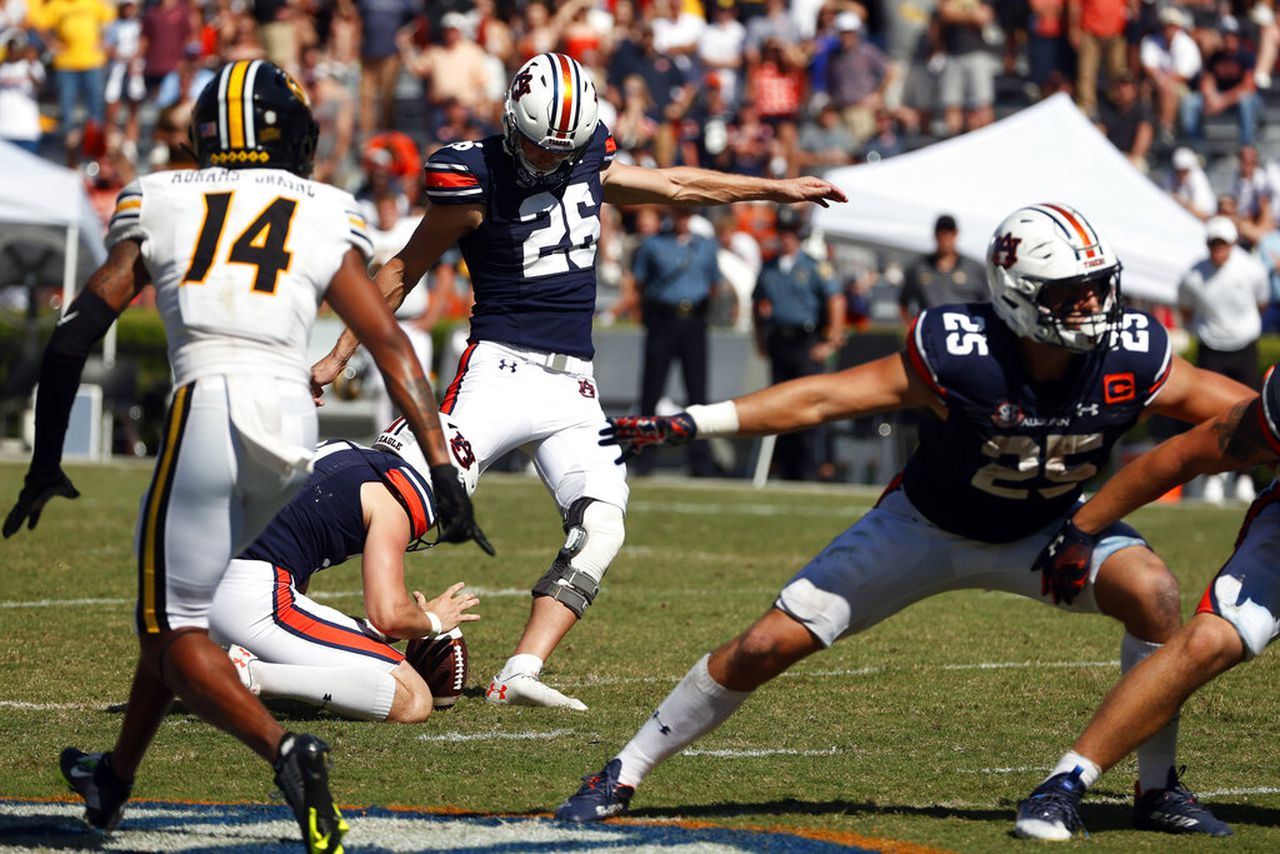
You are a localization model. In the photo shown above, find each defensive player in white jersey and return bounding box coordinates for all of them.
[2,61,483,853]
[1014,366,1280,839]
[312,52,846,709]
[555,204,1245,836]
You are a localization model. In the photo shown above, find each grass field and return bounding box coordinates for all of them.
[2,459,1279,852]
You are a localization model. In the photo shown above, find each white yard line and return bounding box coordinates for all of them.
[683,747,840,758]
[418,728,576,743]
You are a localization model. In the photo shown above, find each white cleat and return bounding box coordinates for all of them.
[485,673,587,711]
[227,644,260,695]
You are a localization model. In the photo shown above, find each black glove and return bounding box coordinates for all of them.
[4,468,80,539]
[1033,518,1099,605]
[430,463,495,556]
[598,412,697,464]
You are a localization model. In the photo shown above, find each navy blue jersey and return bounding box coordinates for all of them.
[423,125,618,358]
[240,441,435,586]
[901,304,1173,543]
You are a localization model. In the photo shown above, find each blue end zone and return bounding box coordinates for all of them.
[0,798,887,852]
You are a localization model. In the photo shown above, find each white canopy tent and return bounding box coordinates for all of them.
[1,141,113,458]
[813,93,1204,305]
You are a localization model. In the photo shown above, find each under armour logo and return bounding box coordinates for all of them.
[487,681,508,701]
[652,710,671,735]
[1075,402,1100,417]
[497,359,517,373]
[579,379,596,398]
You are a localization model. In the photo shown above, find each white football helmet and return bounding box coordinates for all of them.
[503,52,600,188]
[986,203,1123,352]
[373,417,479,550]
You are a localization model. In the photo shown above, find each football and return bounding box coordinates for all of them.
[406,629,468,710]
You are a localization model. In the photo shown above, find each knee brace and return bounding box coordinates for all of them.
[532,497,625,618]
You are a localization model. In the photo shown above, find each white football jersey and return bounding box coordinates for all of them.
[106,168,373,386]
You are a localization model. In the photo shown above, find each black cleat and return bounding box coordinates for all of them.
[273,733,349,853]
[1014,768,1087,840]
[60,748,132,831]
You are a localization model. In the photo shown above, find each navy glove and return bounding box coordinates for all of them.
[1033,518,1099,605]
[430,463,495,556]
[4,468,80,538]
[599,413,697,464]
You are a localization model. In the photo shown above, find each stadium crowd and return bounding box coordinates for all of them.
[6,0,1280,481]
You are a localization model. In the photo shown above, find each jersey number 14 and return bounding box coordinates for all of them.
[183,192,298,294]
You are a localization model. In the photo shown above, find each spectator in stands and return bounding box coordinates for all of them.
[1182,16,1262,147]
[1249,1,1279,89]
[398,10,496,129]
[356,0,415,140]
[795,101,856,174]
[0,30,44,154]
[252,0,298,73]
[1230,143,1280,246]
[633,207,723,477]
[154,44,213,110]
[1027,0,1069,92]
[749,37,805,127]
[725,100,778,176]
[1178,216,1267,503]
[699,0,746,107]
[1069,0,1128,117]
[30,0,115,152]
[651,0,705,76]
[1097,71,1153,173]
[825,11,895,145]
[744,0,803,65]
[609,22,693,167]
[613,73,660,157]
[300,44,355,187]
[466,0,514,69]
[103,0,145,148]
[141,0,192,92]
[431,95,495,148]
[898,213,987,322]
[752,217,844,481]
[1256,221,1280,332]
[1166,146,1217,220]
[861,108,904,162]
[1140,6,1201,148]
[937,0,997,135]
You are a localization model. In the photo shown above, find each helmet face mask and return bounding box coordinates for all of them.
[986,204,1124,353]
[190,60,319,178]
[502,52,600,189]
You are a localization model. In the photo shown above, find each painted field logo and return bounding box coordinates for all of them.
[0,798,916,853]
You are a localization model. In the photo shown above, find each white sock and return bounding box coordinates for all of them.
[1048,751,1102,788]
[614,654,751,788]
[1123,632,1179,794]
[499,653,544,681]
[251,661,397,721]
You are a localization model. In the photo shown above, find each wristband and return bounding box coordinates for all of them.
[425,611,443,638]
[685,401,740,438]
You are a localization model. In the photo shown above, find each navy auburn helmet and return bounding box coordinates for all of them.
[189,60,318,177]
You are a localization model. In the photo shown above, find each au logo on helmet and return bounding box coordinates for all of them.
[992,232,1021,269]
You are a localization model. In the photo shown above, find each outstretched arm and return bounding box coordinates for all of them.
[604,352,941,461]
[600,160,847,208]
[1147,355,1257,426]
[313,203,483,395]
[1074,395,1277,535]
[4,240,149,538]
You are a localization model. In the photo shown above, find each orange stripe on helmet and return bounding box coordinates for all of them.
[1041,203,1097,258]
[555,53,575,134]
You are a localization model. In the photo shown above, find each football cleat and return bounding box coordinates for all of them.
[227,644,260,695]
[1133,767,1232,836]
[60,748,132,831]
[485,673,587,711]
[273,733,349,854]
[1014,769,1087,840]
[554,758,634,822]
